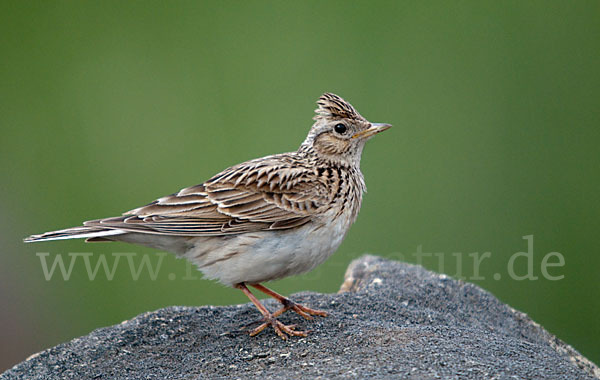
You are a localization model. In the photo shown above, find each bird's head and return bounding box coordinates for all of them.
[300,93,391,167]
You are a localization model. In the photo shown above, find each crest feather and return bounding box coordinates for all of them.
[314,93,365,121]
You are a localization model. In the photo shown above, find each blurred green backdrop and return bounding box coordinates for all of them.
[1,0,599,371]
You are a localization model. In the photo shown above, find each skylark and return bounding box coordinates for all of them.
[25,93,391,339]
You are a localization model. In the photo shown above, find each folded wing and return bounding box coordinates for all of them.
[83,154,330,236]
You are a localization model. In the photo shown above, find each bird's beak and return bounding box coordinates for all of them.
[352,123,392,139]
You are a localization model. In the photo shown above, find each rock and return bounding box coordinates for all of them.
[2,255,598,379]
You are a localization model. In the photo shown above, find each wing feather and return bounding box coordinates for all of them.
[84,154,330,236]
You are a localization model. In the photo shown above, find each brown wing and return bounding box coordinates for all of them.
[83,154,330,236]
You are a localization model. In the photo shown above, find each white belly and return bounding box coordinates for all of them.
[184,210,354,286]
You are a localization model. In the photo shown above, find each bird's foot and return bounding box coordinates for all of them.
[236,283,327,340]
[274,298,328,320]
[249,283,329,320]
[249,314,307,340]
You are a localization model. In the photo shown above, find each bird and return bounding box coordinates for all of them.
[24,92,391,339]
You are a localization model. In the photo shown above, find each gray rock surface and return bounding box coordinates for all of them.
[2,255,598,379]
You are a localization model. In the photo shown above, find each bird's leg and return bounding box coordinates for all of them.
[249,283,328,320]
[235,283,306,339]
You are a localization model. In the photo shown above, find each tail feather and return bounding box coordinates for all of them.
[24,226,124,243]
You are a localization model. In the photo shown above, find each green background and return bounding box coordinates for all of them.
[1,0,599,371]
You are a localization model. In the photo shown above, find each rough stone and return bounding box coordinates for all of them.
[2,255,598,379]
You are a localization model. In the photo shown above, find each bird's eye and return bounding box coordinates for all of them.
[334,123,347,134]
